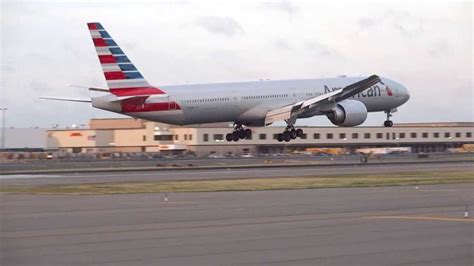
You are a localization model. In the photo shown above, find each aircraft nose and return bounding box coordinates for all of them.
[400,85,410,103]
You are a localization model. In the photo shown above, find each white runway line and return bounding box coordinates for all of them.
[0,174,63,180]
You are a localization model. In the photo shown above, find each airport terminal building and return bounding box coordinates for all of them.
[45,118,474,156]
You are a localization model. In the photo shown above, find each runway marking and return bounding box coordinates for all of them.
[125,201,197,205]
[418,189,459,192]
[162,201,196,204]
[365,215,474,223]
[0,174,63,179]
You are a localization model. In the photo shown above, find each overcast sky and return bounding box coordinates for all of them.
[1,0,472,128]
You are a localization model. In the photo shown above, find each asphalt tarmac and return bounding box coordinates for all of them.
[1,161,472,186]
[1,183,473,266]
[3,153,472,173]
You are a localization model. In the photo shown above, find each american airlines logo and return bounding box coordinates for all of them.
[386,86,393,96]
[324,84,394,97]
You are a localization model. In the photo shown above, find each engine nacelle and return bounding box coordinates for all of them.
[326,100,367,127]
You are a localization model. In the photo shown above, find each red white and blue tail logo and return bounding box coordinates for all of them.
[87,22,165,97]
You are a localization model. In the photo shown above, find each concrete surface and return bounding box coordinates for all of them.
[1,161,473,186]
[1,183,473,265]
[2,153,473,175]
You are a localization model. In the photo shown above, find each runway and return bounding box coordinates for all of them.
[1,161,472,186]
[2,183,473,265]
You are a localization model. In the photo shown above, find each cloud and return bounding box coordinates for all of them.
[427,40,453,57]
[357,17,376,29]
[357,9,424,37]
[304,41,343,59]
[194,16,244,37]
[273,39,291,50]
[261,0,297,15]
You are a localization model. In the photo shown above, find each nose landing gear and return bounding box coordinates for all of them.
[384,110,394,127]
[226,123,252,142]
[384,120,393,127]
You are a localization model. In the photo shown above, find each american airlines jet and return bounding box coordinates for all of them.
[43,22,410,142]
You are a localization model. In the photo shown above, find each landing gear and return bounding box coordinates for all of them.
[226,123,252,142]
[384,120,393,127]
[276,125,304,142]
[384,110,394,127]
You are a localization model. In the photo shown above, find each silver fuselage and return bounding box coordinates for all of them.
[92,76,410,126]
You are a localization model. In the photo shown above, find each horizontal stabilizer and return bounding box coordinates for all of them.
[40,96,92,103]
[68,84,110,92]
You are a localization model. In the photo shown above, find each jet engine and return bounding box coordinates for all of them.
[326,100,367,127]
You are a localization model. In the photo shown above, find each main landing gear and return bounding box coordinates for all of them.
[384,110,394,127]
[226,123,252,142]
[276,126,304,142]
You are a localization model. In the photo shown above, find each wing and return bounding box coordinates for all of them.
[264,75,381,125]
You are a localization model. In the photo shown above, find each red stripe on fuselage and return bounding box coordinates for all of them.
[104,71,126,80]
[93,38,107,47]
[120,97,180,112]
[110,87,166,96]
[99,55,116,64]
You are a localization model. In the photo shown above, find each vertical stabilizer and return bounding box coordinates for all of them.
[87,22,165,96]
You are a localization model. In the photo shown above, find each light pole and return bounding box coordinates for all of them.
[0,108,7,150]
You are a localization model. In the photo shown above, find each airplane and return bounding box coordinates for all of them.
[42,22,410,142]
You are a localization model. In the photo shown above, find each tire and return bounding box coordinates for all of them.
[290,130,297,139]
[244,128,252,138]
[295,128,304,137]
[384,120,390,127]
[277,133,284,142]
[232,131,240,141]
[283,131,291,142]
[226,133,233,142]
[238,130,246,139]
[388,121,393,127]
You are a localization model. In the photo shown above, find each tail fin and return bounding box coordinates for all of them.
[87,22,165,96]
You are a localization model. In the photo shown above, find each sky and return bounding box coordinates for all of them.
[1,0,472,128]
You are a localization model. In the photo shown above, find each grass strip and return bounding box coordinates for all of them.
[1,170,473,195]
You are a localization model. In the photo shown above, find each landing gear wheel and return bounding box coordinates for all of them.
[290,130,297,139]
[238,130,246,139]
[283,131,291,142]
[384,120,393,127]
[295,128,304,137]
[244,128,252,138]
[232,131,240,141]
[384,110,394,128]
[277,133,284,142]
[228,123,252,141]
